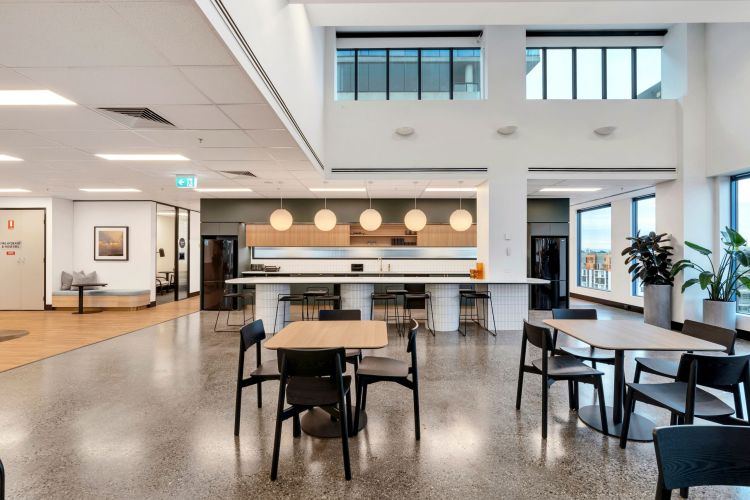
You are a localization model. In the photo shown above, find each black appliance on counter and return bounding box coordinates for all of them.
[202,236,238,310]
[530,236,568,310]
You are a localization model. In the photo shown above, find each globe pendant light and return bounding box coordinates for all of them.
[404,197,427,232]
[449,196,473,232]
[270,196,293,231]
[359,198,382,231]
[314,198,337,231]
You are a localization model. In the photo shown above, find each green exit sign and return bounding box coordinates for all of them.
[175,175,197,189]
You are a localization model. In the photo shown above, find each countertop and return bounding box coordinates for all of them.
[227,276,549,285]
[240,271,470,277]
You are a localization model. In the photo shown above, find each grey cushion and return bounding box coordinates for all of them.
[72,270,100,289]
[53,289,149,297]
[60,271,74,291]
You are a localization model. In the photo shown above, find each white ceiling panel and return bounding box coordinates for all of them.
[192,148,272,161]
[0,107,125,130]
[246,129,297,148]
[0,4,168,67]
[220,104,285,129]
[19,148,97,162]
[16,67,211,106]
[201,160,279,172]
[0,68,37,89]
[268,147,308,162]
[136,130,258,149]
[148,105,238,130]
[180,67,265,104]
[33,130,155,150]
[0,131,61,148]
[111,2,236,66]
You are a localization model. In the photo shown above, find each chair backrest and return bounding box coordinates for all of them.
[654,425,750,493]
[682,319,736,354]
[523,321,553,352]
[676,353,750,387]
[551,308,597,320]
[277,348,346,379]
[240,319,266,351]
[407,319,419,372]
[319,309,361,321]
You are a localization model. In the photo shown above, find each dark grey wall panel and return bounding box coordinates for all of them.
[527,198,570,223]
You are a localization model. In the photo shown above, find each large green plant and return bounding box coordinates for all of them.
[671,226,750,301]
[622,231,674,287]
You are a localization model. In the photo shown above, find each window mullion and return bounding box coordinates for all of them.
[572,47,577,100]
[386,49,390,100]
[631,47,637,100]
[418,49,422,100]
[542,48,547,100]
[601,48,607,100]
[354,50,359,101]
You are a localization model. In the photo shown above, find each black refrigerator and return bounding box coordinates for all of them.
[202,236,238,310]
[530,236,569,310]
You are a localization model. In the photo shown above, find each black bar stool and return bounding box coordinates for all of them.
[386,287,408,328]
[274,292,305,333]
[214,287,254,333]
[370,292,401,333]
[314,292,340,316]
[404,292,435,336]
[302,286,328,320]
[459,290,497,337]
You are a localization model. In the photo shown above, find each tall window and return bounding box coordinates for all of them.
[526,47,662,100]
[335,48,482,101]
[632,195,656,296]
[578,205,612,291]
[731,174,750,313]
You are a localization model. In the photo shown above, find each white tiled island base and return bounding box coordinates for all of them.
[230,277,544,333]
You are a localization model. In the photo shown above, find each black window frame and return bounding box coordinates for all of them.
[631,194,656,296]
[335,47,482,101]
[526,46,663,101]
[729,173,750,311]
[576,203,612,289]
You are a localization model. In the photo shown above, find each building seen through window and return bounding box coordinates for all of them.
[578,205,612,291]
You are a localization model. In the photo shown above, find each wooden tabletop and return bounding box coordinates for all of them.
[542,319,726,352]
[264,320,388,350]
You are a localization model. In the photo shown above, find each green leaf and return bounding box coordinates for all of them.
[739,276,750,290]
[699,271,713,290]
[681,278,699,293]
[725,226,747,247]
[685,241,712,255]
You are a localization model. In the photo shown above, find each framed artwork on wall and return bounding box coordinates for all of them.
[94,226,129,261]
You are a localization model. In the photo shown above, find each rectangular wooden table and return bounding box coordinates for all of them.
[264,320,388,350]
[264,320,388,438]
[543,319,725,441]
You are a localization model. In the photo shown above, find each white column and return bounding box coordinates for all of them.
[255,283,290,333]
[341,283,374,319]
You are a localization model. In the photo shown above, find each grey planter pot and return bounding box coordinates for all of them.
[643,284,672,329]
[703,300,737,330]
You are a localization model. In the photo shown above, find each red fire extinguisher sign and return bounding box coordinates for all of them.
[7,219,14,230]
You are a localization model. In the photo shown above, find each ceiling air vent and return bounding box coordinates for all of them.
[221,170,257,178]
[97,107,175,129]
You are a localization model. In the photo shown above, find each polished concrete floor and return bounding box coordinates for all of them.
[0,301,748,499]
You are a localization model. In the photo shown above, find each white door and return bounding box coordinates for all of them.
[0,209,45,310]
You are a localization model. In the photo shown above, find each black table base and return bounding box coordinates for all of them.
[578,405,654,442]
[300,406,366,438]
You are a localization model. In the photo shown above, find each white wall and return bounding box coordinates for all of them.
[73,201,157,301]
[189,210,200,294]
[156,213,176,274]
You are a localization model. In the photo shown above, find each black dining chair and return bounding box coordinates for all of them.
[355,319,421,440]
[1,457,4,500]
[653,425,750,499]
[319,309,363,366]
[515,321,608,439]
[550,308,615,369]
[234,320,279,436]
[633,320,744,417]
[271,348,352,481]
[620,353,750,449]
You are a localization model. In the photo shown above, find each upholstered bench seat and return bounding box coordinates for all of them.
[52,289,151,310]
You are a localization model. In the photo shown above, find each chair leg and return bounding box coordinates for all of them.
[591,360,597,370]
[567,380,575,410]
[515,367,524,410]
[257,381,263,408]
[413,379,421,440]
[361,384,368,412]
[619,389,635,449]
[733,385,745,419]
[655,475,672,500]
[354,381,364,433]
[634,364,642,383]
[339,397,352,480]
[273,300,280,334]
[292,412,301,438]
[459,297,467,337]
[346,390,354,437]
[270,393,285,481]
[670,413,677,425]
[679,487,689,498]
[234,383,243,436]
[487,296,497,336]
[595,377,608,434]
[541,375,548,439]
[551,329,558,353]
[573,381,579,410]
[428,297,436,336]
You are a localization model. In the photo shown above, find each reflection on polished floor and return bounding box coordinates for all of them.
[0,300,747,498]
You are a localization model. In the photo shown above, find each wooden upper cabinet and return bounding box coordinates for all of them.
[417,224,477,247]
[246,224,350,247]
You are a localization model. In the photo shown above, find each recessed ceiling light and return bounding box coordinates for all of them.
[0,154,23,162]
[424,187,478,192]
[194,188,253,192]
[0,90,76,106]
[0,188,30,193]
[95,154,189,161]
[309,187,366,192]
[539,187,602,192]
[79,188,142,193]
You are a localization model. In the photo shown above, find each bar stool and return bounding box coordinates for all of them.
[404,292,435,336]
[314,292,340,317]
[273,292,305,333]
[303,286,328,320]
[386,287,408,327]
[459,290,497,337]
[214,288,254,333]
[370,291,401,333]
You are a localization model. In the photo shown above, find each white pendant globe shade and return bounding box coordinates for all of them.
[449,208,473,231]
[314,208,337,231]
[404,208,427,232]
[359,208,382,231]
[270,208,293,231]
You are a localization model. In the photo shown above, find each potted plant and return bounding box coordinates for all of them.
[622,231,674,328]
[671,226,750,329]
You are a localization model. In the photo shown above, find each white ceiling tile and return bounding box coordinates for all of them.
[268,147,308,162]
[33,130,155,150]
[220,104,284,129]
[148,105,237,130]
[20,148,95,162]
[16,67,210,106]
[0,107,125,130]
[0,131,61,148]
[180,67,265,104]
[201,160,279,172]
[192,148,272,161]
[136,130,258,149]
[246,129,297,148]
[111,2,235,66]
[0,4,168,67]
